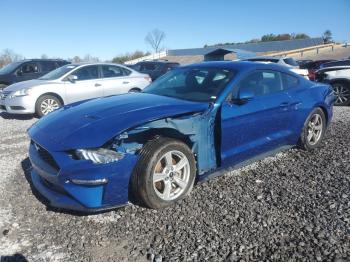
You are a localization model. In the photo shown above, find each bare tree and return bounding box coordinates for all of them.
[0,49,24,68]
[82,54,100,62]
[41,54,48,59]
[145,29,166,53]
[71,56,82,63]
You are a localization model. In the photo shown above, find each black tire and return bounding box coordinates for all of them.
[128,88,141,93]
[331,82,350,106]
[131,137,196,209]
[298,108,326,151]
[35,95,62,118]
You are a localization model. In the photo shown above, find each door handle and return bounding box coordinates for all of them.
[279,102,290,107]
[122,81,130,84]
[95,83,102,87]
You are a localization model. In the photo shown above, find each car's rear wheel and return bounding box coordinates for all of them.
[331,82,350,106]
[298,108,326,150]
[35,95,62,118]
[131,137,196,209]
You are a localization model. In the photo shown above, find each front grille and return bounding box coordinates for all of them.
[32,141,60,171]
[10,106,25,110]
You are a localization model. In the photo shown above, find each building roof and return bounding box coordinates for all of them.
[203,48,256,59]
[168,37,324,56]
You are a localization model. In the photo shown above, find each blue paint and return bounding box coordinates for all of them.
[28,61,335,212]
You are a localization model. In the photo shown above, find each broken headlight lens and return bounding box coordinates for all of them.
[75,148,124,164]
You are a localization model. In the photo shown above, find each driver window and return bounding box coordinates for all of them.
[73,66,99,81]
[237,70,282,97]
[20,63,39,74]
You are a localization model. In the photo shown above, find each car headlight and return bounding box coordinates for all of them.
[10,88,32,98]
[75,148,124,164]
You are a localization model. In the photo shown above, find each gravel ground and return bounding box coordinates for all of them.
[0,107,349,262]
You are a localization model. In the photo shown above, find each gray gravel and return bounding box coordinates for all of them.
[0,108,349,262]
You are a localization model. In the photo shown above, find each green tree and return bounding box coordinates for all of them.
[294,33,310,39]
[323,30,332,44]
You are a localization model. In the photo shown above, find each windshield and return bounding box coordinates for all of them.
[39,64,78,80]
[142,67,236,102]
[0,62,22,74]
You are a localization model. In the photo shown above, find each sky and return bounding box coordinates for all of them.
[0,0,349,61]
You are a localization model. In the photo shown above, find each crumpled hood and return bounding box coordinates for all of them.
[4,79,56,92]
[29,93,209,151]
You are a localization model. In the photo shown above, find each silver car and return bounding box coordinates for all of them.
[0,63,151,117]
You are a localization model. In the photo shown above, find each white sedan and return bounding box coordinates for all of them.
[244,57,309,79]
[0,63,151,117]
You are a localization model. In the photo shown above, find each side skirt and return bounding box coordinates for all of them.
[196,145,294,183]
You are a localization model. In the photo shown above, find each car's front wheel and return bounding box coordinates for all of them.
[35,95,62,118]
[298,108,326,151]
[331,82,350,106]
[131,137,196,209]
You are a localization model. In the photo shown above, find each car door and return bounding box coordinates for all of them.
[281,72,306,143]
[100,65,133,96]
[220,70,293,167]
[64,65,103,104]
[15,62,40,82]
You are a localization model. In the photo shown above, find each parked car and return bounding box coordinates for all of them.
[296,59,313,67]
[315,66,350,106]
[0,63,151,117]
[129,60,180,80]
[244,57,309,78]
[320,59,350,69]
[27,61,334,212]
[0,59,69,90]
[300,60,335,81]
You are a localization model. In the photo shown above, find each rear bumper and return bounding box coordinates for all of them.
[0,95,35,114]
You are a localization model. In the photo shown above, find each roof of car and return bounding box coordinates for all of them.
[68,62,129,67]
[136,60,179,64]
[183,61,298,75]
[245,56,282,60]
[21,59,68,62]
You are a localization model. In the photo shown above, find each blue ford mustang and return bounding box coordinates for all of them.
[28,61,335,212]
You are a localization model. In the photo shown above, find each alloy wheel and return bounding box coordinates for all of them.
[153,150,191,201]
[40,98,60,115]
[332,83,350,105]
[307,113,323,146]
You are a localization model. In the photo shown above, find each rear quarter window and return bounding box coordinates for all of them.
[282,73,299,90]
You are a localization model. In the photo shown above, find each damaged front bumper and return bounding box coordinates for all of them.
[29,141,139,212]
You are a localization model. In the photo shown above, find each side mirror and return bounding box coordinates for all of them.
[16,70,23,76]
[239,90,254,101]
[230,90,254,105]
[67,75,78,83]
